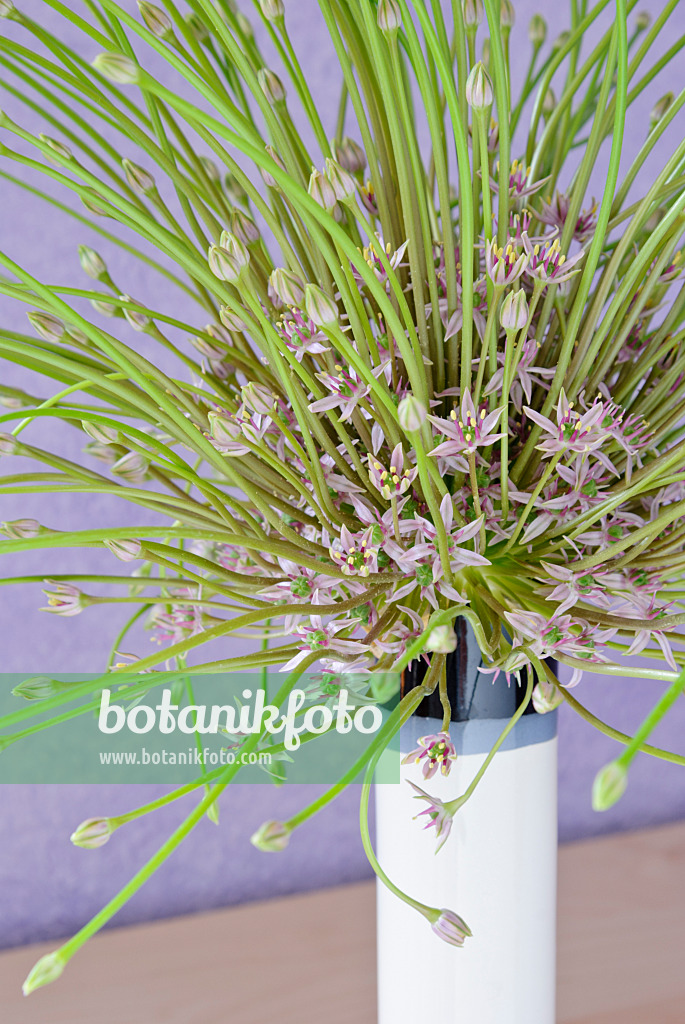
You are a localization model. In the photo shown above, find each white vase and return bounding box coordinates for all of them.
[375,674,558,1023]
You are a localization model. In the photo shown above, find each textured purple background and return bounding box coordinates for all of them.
[1,0,685,951]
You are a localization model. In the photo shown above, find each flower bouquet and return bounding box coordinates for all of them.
[1,0,684,1015]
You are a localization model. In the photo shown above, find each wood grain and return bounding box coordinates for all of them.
[1,822,684,1022]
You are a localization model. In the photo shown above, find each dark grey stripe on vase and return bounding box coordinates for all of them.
[399,708,558,757]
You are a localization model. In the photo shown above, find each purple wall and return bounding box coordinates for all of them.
[2,0,685,950]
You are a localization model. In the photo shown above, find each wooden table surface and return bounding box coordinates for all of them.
[1,822,684,1023]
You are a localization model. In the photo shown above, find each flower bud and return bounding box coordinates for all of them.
[259,0,284,21]
[12,675,67,700]
[551,29,570,52]
[208,245,240,282]
[185,11,208,42]
[650,92,674,128]
[236,12,254,39]
[138,1,174,40]
[104,538,142,562]
[199,155,220,183]
[70,816,116,849]
[0,385,33,409]
[120,295,151,332]
[261,145,285,189]
[462,0,483,28]
[398,395,427,431]
[92,52,140,84]
[0,1,17,17]
[0,433,20,456]
[81,189,110,217]
[308,167,337,210]
[250,819,291,852]
[84,441,118,464]
[219,306,248,331]
[0,518,42,539]
[78,245,108,281]
[532,678,563,714]
[325,157,356,202]
[91,298,118,317]
[242,382,274,416]
[208,410,241,447]
[465,61,493,111]
[542,87,556,117]
[269,267,305,308]
[230,207,260,245]
[430,908,472,947]
[28,310,66,342]
[528,13,546,46]
[500,0,515,30]
[39,134,73,162]
[258,67,286,105]
[123,158,156,196]
[218,230,251,272]
[111,451,150,483]
[592,760,628,811]
[22,951,66,996]
[500,288,528,330]
[333,137,366,176]
[425,624,457,654]
[81,420,119,444]
[224,172,248,206]
[635,11,651,30]
[205,323,233,346]
[377,0,401,33]
[304,284,338,327]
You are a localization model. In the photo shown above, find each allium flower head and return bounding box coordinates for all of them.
[484,238,528,286]
[368,444,417,499]
[278,308,330,361]
[537,192,597,243]
[354,237,409,289]
[329,525,379,577]
[403,731,457,779]
[41,581,87,616]
[309,364,370,421]
[408,781,455,851]
[522,233,584,284]
[282,614,369,671]
[525,389,620,463]
[429,390,505,459]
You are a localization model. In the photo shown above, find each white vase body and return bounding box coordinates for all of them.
[376,711,558,1024]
